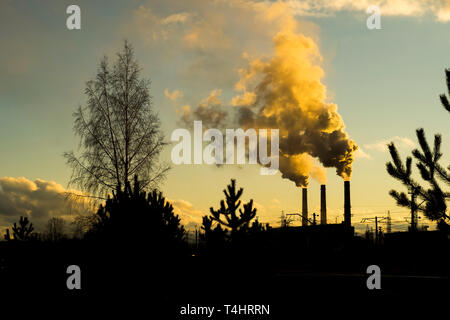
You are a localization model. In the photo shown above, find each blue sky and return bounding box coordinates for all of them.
[1,0,450,233]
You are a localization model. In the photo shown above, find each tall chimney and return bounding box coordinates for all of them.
[344,180,351,227]
[302,187,308,226]
[320,185,327,225]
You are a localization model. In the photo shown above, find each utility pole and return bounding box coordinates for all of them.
[361,216,387,244]
[312,213,317,226]
[280,210,286,227]
[375,216,378,242]
[386,210,392,234]
[378,226,383,242]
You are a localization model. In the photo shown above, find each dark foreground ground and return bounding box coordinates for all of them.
[0,235,448,318]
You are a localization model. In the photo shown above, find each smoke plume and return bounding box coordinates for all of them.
[232,15,357,186]
[176,1,358,186]
[178,89,228,129]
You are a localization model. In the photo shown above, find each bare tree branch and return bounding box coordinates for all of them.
[64,41,169,197]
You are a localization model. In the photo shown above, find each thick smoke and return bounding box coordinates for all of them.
[232,27,357,186]
[178,89,228,129]
[278,153,326,187]
[177,1,358,186]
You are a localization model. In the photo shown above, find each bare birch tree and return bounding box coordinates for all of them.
[64,41,169,197]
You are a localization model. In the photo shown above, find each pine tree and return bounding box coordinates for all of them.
[386,69,450,231]
[4,216,35,241]
[88,175,185,247]
[200,216,227,251]
[207,179,257,235]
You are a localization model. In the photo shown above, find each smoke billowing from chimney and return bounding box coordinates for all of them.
[233,13,357,186]
[302,187,308,226]
[278,153,327,187]
[177,2,358,186]
[320,185,327,225]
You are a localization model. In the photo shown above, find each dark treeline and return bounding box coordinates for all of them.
[0,176,448,312]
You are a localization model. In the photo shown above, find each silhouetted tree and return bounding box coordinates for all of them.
[4,216,35,241]
[247,218,271,234]
[201,216,227,250]
[64,41,169,198]
[365,225,374,242]
[208,179,257,234]
[386,69,450,231]
[87,176,185,249]
[44,217,67,242]
[71,214,97,239]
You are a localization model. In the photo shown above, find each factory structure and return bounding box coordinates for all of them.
[282,181,353,229]
[297,180,352,228]
[269,181,355,252]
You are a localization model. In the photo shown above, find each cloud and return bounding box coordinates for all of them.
[127,0,321,90]
[164,88,183,101]
[271,198,281,206]
[354,148,372,159]
[162,12,192,25]
[0,177,91,234]
[132,6,194,41]
[131,2,232,48]
[363,136,416,153]
[170,198,204,229]
[0,177,211,234]
[182,17,232,51]
[170,198,270,229]
[253,201,267,216]
[285,0,450,22]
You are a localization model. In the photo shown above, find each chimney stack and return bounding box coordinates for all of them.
[320,185,327,225]
[344,180,351,227]
[302,187,308,226]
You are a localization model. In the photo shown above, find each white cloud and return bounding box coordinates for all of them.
[269,198,282,210]
[363,136,416,153]
[170,198,204,229]
[170,197,269,229]
[162,12,192,25]
[354,148,372,159]
[271,198,281,205]
[253,201,267,217]
[0,177,91,233]
[285,0,450,22]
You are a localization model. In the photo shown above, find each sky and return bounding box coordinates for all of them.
[1,0,450,235]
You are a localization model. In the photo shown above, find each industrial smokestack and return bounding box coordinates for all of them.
[320,185,327,225]
[344,181,351,227]
[302,187,308,226]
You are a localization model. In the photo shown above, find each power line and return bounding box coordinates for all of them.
[361,215,388,244]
